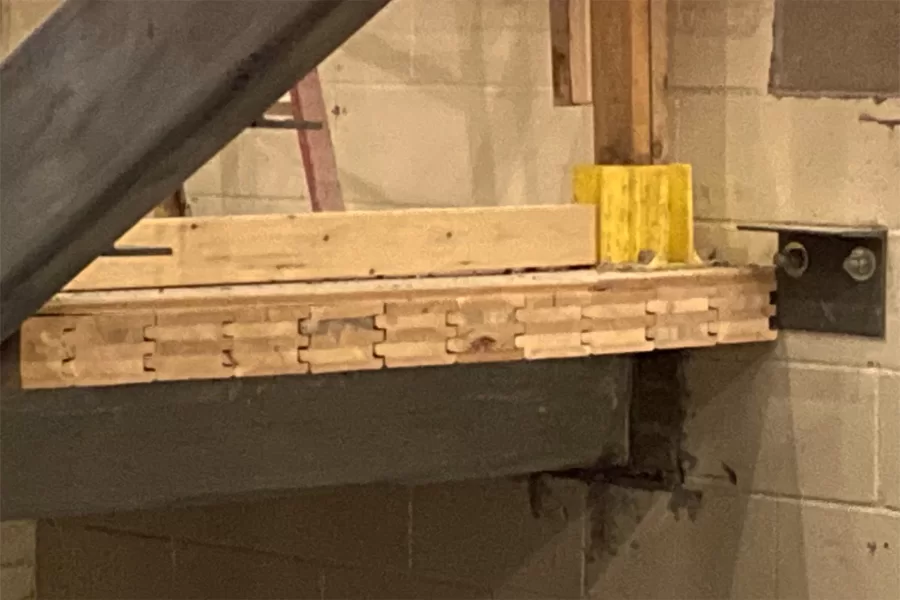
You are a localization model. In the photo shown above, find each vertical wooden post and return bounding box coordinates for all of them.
[550,0,592,105]
[590,0,662,165]
[649,0,669,164]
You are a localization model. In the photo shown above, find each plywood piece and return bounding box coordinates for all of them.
[558,289,656,306]
[308,302,385,323]
[584,315,655,332]
[654,310,717,327]
[523,345,591,360]
[19,318,77,363]
[375,341,448,360]
[229,340,309,377]
[300,346,375,365]
[516,306,583,324]
[309,330,384,350]
[375,313,448,330]
[656,285,719,301]
[144,355,232,381]
[456,294,527,310]
[714,282,777,298]
[146,324,222,342]
[222,319,308,376]
[59,361,155,387]
[19,362,73,389]
[448,308,518,327]
[49,269,758,316]
[647,297,709,314]
[524,320,586,335]
[385,300,459,316]
[65,206,597,291]
[524,293,556,309]
[709,294,774,310]
[448,323,524,353]
[65,314,154,346]
[69,343,157,363]
[516,333,585,349]
[385,327,456,343]
[304,317,384,350]
[309,360,383,374]
[715,305,777,322]
[152,339,227,358]
[385,354,457,369]
[650,323,716,349]
[455,349,526,364]
[713,319,777,344]
[222,321,301,339]
[582,302,648,319]
[584,328,653,354]
[265,305,312,321]
[516,332,589,359]
[155,309,241,327]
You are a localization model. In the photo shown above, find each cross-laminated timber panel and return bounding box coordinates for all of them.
[21,266,777,389]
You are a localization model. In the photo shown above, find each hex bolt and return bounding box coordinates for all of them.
[843,247,877,282]
[775,241,809,279]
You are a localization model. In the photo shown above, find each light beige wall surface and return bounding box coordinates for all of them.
[181,0,592,215]
[2,0,899,599]
[1,521,36,600]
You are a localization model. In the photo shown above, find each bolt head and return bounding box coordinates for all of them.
[843,247,877,282]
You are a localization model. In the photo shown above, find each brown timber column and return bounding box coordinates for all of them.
[590,0,667,164]
[589,0,686,484]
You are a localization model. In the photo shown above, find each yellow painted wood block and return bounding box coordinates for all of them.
[573,164,700,266]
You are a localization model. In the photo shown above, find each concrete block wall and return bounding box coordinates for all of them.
[182,0,594,214]
[39,479,589,599]
[1,521,36,600]
[2,0,899,598]
[587,1,899,598]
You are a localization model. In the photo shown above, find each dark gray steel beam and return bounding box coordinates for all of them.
[0,352,630,520]
[0,0,390,341]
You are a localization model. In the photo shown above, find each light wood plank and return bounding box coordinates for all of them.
[65,206,597,291]
[649,0,669,163]
[43,267,773,315]
[550,0,592,105]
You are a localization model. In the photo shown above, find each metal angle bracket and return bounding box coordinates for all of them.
[738,222,888,338]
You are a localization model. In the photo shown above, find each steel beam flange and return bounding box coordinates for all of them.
[0,0,391,341]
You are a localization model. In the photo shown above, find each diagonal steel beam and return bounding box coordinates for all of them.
[0,0,390,341]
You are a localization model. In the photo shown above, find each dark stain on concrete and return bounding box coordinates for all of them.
[668,485,703,522]
[721,461,738,485]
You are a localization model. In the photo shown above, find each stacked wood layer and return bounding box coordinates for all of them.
[18,207,776,388]
[21,267,776,389]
